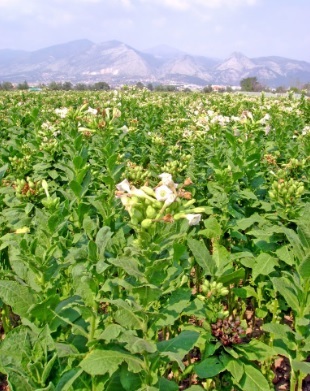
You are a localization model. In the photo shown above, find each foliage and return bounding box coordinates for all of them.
[0,88,309,390]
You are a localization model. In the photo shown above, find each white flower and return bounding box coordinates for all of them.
[55,107,69,118]
[163,193,177,206]
[87,107,97,115]
[116,179,131,193]
[158,173,173,186]
[155,185,174,202]
[185,214,202,226]
[120,125,129,134]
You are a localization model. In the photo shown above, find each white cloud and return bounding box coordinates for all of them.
[139,0,258,10]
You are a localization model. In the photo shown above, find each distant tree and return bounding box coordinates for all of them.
[62,81,73,91]
[155,84,177,92]
[17,80,29,90]
[276,86,287,93]
[74,83,88,91]
[146,83,154,91]
[226,86,233,93]
[48,81,62,90]
[202,85,212,93]
[302,82,310,96]
[183,87,192,93]
[240,77,262,92]
[92,81,110,91]
[0,82,14,90]
[135,82,144,89]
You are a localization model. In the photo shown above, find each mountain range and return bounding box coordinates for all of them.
[1,39,310,87]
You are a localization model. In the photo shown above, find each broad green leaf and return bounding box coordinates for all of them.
[236,213,266,231]
[70,180,83,198]
[80,349,144,376]
[155,288,192,327]
[262,323,295,340]
[195,357,225,378]
[55,368,84,391]
[252,253,278,280]
[291,360,310,375]
[212,242,231,274]
[239,363,271,391]
[157,330,199,357]
[0,280,36,317]
[271,277,300,311]
[226,358,244,383]
[187,238,216,276]
[233,340,276,361]
[120,364,142,391]
[217,268,245,285]
[132,284,162,306]
[200,216,222,239]
[233,285,257,299]
[276,245,294,266]
[112,299,145,330]
[158,377,178,391]
[109,257,145,279]
[6,371,33,391]
[0,163,8,181]
[299,254,310,279]
[281,227,304,261]
[95,226,113,255]
[96,324,124,342]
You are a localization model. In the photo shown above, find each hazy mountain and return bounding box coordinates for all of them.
[1,39,309,87]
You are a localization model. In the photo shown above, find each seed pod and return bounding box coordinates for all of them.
[146,205,157,219]
[141,219,153,229]
[140,186,156,198]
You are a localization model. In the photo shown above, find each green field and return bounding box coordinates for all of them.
[0,89,309,390]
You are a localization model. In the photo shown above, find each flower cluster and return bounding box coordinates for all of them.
[116,173,204,229]
[211,316,246,346]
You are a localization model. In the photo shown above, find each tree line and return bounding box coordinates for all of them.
[1,78,309,94]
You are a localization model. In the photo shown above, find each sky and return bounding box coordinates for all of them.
[0,0,309,62]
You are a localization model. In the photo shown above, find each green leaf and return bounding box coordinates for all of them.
[281,227,304,261]
[226,358,244,383]
[0,163,8,181]
[132,284,162,306]
[200,216,222,239]
[217,268,245,285]
[239,363,271,391]
[233,286,257,299]
[157,330,199,353]
[80,349,144,376]
[271,277,300,311]
[157,331,199,369]
[70,180,83,198]
[0,280,36,317]
[112,299,145,330]
[158,377,178,391]
[155,288,192,327]
[233,340,276,361]
[262,323,295,341]
[109,257,145,280]
[195,357,225,378]
[120,364,142,391]
[95,226,113,256]
[252,253,278,280]
[299,254,310,279]
[212,242,231,274]
[187,238,216,276]
[291,360,310,375]
[276,245,294,266]
[55,368,84,391]
[236,213,266,231]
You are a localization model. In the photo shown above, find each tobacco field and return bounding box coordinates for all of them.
[0,89,309,390]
